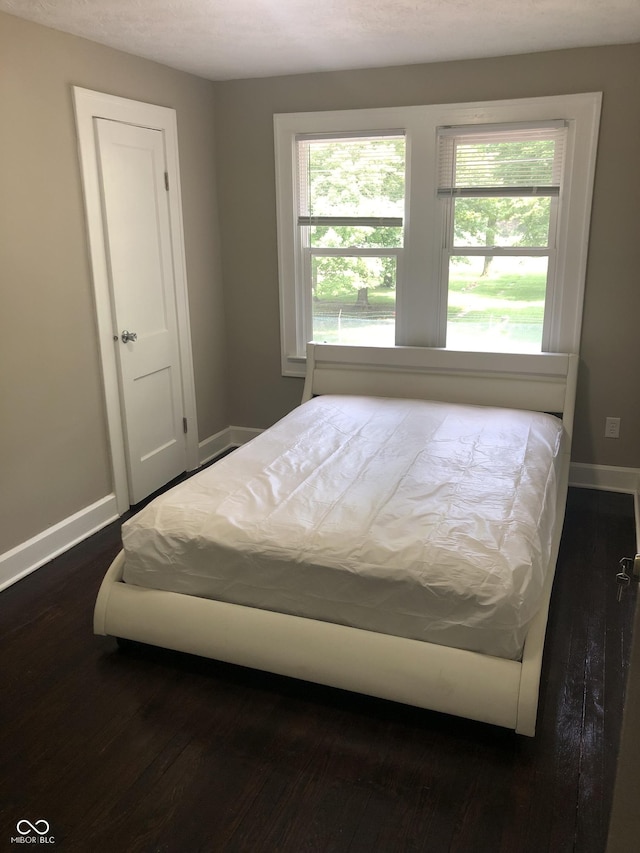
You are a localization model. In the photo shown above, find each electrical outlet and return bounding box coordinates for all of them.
[605,416,621,439]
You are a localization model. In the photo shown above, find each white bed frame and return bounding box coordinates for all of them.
[95,343,578,736]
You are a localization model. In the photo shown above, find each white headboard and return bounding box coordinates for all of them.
[302,343,578,440]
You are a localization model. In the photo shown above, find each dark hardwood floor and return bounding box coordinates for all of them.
[0,487,636,853]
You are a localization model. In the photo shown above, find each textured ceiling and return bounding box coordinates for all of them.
[1,0,639,80]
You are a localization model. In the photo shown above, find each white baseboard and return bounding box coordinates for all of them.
[569,462,640,495]
[229,425,263,445]
[0,494,119,593]
[198,425,263,465]
[198,426,235,466]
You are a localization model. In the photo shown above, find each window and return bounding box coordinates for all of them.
[298,134,405,348]
[438,123,565,353]
[275,95,601,376]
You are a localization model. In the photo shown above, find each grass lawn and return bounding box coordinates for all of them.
[312,260,547,351]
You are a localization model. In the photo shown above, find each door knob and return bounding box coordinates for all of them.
[121,330,138,343]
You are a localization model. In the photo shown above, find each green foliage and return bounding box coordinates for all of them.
[306,136,405,217]
[453,197,551,252]
[451,138,556,275]
[313,256,395,301]
[304,136,404,300]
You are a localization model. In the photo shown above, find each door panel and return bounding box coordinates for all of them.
[96,118,186,503]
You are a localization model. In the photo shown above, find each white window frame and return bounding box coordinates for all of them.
[274,93,601,377]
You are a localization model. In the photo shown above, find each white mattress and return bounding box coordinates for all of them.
[122,395,565,660]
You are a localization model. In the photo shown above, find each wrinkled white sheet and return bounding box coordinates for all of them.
[122,395,564,660]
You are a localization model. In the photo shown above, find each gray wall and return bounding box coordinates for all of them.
[214,44,640,469]
[0,13,228,554]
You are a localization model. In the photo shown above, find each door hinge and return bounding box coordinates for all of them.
[183,417,188,434]
[164,171,169,191]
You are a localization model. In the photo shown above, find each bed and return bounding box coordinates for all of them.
[95,343,578,736]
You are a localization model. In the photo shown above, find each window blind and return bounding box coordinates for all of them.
[437,122,567,198]
[296,133,405,224]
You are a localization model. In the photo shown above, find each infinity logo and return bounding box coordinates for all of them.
[16,820,50,836]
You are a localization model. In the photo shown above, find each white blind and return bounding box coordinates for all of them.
[297,133,405,225]
[438,122,567,198]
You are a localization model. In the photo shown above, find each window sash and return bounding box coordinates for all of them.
[300,247,403,346]
[438,125,565,351]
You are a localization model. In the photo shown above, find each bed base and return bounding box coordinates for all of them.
[95,550,547,735]
[95,344,577,736]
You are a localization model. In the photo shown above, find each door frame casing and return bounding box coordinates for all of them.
[73,87,199,515]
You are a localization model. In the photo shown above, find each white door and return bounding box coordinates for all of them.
[95,118,187,504]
